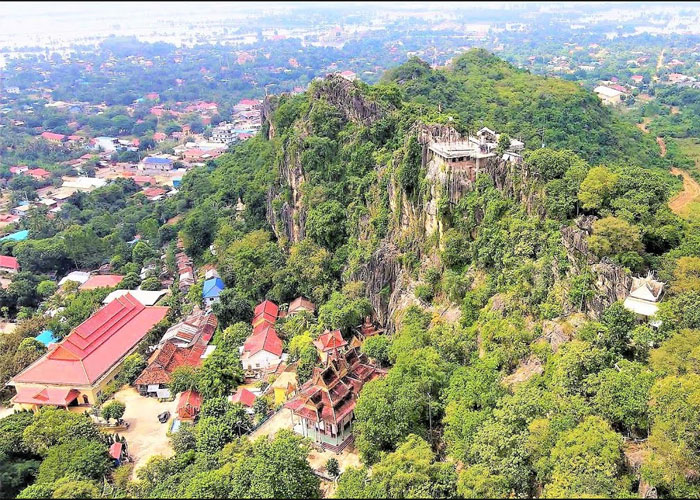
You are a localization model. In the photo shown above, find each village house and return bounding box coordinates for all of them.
[594,85,625,105]
[241,323,285,379]
[40,131,66,143]
[285,348,385,453]
[134,309,217,397]
[9,293,169,411]
[287,296,315,316]
[79,274,124,291]
[140,156,174,171]
[27,168,51,181]
[230,387,257,414]
[0,255,20,274]
[202,276,224,309]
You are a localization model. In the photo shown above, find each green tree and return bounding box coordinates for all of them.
[543,416,628,498]
[101,400,126,423]
[212,289,252,329]
[139,276,162,291]
[305,200,347,250]
[578,166,619,211]
[585,360,657,436]
[228,430,320,498]
[588,216,642,259]
[23,408,100,456]
[197,347,244,399]
[360,335,391,367]
[36,439,110,484]
[168,365,200,395]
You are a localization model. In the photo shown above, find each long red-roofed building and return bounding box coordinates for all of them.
[9,293,169,411]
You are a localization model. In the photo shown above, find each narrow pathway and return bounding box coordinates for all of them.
[657,136,667,157]
[669,167,700,216]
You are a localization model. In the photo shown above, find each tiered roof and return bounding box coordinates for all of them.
[285,348,385,425]
[12,294,169,386]
[314,330,347,352]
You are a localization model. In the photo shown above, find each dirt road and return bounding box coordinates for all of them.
[657,136,667,157]
[669,167,700,216]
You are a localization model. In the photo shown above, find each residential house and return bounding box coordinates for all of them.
[594,85,624,105]
[287,297,315,316]
[142,187,166,201]
[134,309,216,397]
[202,277,224,309]
[40,131,66,143]
[9,293,169,410]
[27,168,51,180]
[285,348,385,452]
[79,274,124,291]
[140,157,174,171]
[0,255,20,274]
[58,271,91,287]
[252,300,279,328]
[9,165,29,175]
[0,229,29,242]
[103,289,167,306]
[240,313,285,379]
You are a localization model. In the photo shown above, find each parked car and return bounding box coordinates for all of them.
[158,411,170,423]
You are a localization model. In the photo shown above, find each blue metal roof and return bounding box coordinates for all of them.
[0,229,29,242]
[144,157,173,164]
[35,330,57,346]
[202,277,224,299]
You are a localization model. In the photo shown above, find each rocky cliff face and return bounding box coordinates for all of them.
[311,74,385,125]
[561,216,631,317]
[266,135,307,243]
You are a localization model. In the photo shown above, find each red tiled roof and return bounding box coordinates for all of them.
[230,387,256,407]
[41,132,65,141]
[177,389,202,419]
[254,300,278,319]
[243,326,283,357]
[11,294,169,386]
[27,168,50,177]
[12,386,80,406]
[0,255,19,271]
[79,275,124,290]
[252,318,275,335]
[314,330,347,352]
[288,297,315,315]
[142,187,166,198]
